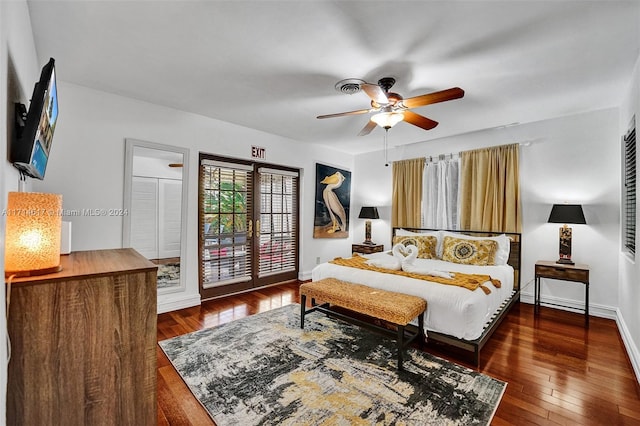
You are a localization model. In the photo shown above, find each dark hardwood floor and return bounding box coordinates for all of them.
[157,282,640,425]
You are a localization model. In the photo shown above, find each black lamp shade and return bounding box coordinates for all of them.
[548,204,586,225]
[358,207,380,220]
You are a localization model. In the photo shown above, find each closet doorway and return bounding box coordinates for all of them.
[199,154,299,300]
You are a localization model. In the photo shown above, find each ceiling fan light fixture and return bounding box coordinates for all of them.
[371,111,404,129]
[319,77,463,135]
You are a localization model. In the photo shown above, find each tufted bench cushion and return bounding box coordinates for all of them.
[300,278,426,326]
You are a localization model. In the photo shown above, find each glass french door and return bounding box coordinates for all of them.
[256,167,298,284]
[198,155,299,300]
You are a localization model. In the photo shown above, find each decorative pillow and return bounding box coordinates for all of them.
[440,231,510,265]
[441,236,498,266]
[395,229,443,256]
[392,235,438,259]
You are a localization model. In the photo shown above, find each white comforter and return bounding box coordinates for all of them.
[311,252,515,340]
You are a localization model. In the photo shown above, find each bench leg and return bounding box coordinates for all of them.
[418,312,425,348]
[300,295,307,329]
[397,325,405,370]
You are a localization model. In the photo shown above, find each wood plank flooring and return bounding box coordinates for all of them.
[156,282,640,425]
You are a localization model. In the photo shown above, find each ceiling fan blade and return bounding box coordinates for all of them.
[357,120,377,136]
[402,110,439,130]
[361,83,389,105]
[317,109,371,119]
[402,87,465,109]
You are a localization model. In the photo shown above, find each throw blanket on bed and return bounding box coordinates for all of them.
[329,254,501,294]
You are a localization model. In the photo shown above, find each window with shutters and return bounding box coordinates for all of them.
[623,116,636,258]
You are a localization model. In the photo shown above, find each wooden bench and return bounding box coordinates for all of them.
[299,278,427,370]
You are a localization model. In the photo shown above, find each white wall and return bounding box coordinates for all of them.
[354,108,621,316]
[31,82,355,311]
[619,54,640,380]
[3,1,40,193]
[350,151,393,248]
[1,0,42,421]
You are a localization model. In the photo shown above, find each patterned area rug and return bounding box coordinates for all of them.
[159,304,506,425]
[157,263,180,289]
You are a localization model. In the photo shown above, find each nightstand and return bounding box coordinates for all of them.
[534,260,590,327]
[352,243,384,255]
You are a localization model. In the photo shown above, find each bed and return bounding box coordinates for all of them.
[311,228,521,365]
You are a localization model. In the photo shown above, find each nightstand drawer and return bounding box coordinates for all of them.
[536,264,589,282]
[352,244,384,254]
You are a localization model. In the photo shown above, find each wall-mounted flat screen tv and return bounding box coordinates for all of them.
[11,57,58,180]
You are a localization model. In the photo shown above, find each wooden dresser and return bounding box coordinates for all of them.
[6,248,158,425]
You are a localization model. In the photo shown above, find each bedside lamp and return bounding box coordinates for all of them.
[5,192,63,277]
[358,206,379,245]
[548,204,586,265]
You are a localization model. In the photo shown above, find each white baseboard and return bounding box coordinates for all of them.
[299,270,313,282]
[519,291,617,320]
[615,308,640,384]
[157,293,201,314]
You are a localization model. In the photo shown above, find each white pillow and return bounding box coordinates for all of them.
[440,231,511,265]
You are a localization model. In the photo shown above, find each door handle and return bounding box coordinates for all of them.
[248,219,253,238]
[256,220,261,238]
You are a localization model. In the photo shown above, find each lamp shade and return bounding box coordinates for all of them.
[548,204,586,224]
[5,192,63,277]
[358,206,380,220]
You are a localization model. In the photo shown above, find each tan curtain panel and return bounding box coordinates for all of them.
[392,157,425,228]
[459,143,521,233]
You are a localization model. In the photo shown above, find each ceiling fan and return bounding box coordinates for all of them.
[317,77,464,136]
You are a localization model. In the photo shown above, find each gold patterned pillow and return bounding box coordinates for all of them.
[441,236,498,266]
[392,235,438,259]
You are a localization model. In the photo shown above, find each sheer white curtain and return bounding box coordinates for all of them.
[422,157,460,230]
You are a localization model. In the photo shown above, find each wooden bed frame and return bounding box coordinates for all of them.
[392,227,522,366]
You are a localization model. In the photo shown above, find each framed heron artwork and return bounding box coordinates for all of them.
[313,163,351,238]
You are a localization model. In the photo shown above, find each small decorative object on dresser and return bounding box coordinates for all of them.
[352,243,384,254]
[4,191,63,277]
[535,260,590,327]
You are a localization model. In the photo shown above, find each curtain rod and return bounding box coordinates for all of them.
[394,141,532,166]
[425,141,532,163]
[426,153,458,163]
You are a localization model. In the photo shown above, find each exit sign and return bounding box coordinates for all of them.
[251,146,266,159]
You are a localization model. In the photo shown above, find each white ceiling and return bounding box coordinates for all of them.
[27,1,640,155]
